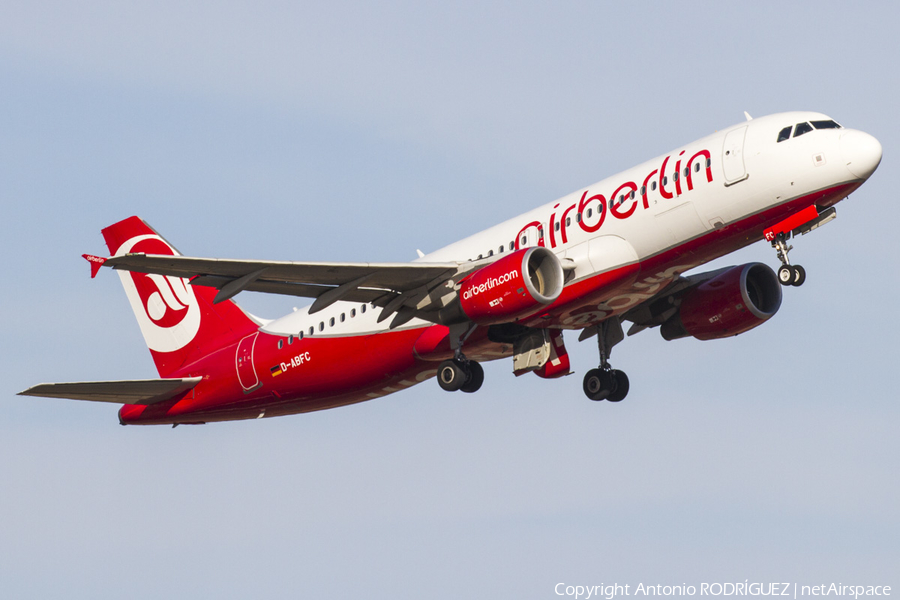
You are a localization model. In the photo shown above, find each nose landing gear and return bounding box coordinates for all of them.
[766,205,839,288]
[772,232,806,287]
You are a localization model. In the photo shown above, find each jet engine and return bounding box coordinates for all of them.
[660,263,782,341]
[439,247,565,326]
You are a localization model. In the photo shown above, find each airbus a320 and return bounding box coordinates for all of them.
[20,111,882,425]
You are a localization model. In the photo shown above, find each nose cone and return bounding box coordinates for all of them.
[841,130,883,179]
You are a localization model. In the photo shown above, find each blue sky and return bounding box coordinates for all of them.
[1,2,897,598]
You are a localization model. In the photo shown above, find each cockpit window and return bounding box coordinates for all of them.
[793,122,813,137]
[777,126,792,143]
[811,119,842,130]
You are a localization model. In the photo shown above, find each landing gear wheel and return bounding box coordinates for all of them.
[778,264,794,286]
[438,359,466,392]
[583,368,613,401]
[460,361,484,393]
[606,370,630,403]
[791,264,806,287]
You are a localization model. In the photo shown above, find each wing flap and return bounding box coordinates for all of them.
[189,275,387,303]
[18,377,202,405]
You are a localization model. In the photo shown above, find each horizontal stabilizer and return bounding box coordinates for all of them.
[18,377,202,405]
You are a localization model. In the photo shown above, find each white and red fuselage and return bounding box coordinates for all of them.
[23,111,883,425]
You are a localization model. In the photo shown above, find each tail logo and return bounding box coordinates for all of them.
[114,234,202,353]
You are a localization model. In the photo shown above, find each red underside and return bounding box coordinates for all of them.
[120,181,859,425]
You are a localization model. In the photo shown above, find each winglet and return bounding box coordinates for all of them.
[82,254,108,278]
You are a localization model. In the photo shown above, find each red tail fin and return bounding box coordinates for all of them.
[102,216,260,377]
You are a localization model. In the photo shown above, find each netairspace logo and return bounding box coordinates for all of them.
[553,583,892,600]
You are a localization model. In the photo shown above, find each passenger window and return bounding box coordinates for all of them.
[499,245,504,253]
[683,167,689,177]
[329,317,335,327]
[288,334,293,344]
[554,221,560,231]
[811,120,842,130]
[672,172,678,182]
[587,208,592,218]
[309,326,314,335]
[706,158,711,168]
[640,186,646,195]
[298,331,303,340]
[651,181,657,191]
[509,241,514,251]
[694,163,700,172]
[663,176,668,185]
[361,304,366,313]
[630,190,636,200]
[351,308,356,317]
[576,212,582,222]
[566,217,571,227]
[521,235,527,245]
[340,313,345,322]
[794,122,813,137]
[319,322,324,331]
[777,126,792,142]
[488,249,493,256]
[278,339,283,350]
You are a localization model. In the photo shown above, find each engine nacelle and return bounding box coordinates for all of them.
[661,263,782,341]
[441,247,565,326]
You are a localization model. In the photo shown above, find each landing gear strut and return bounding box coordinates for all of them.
[772,232,806,287]
[437,323,484,393]
[582,318,630,402]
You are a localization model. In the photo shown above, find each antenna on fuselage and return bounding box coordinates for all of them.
[744,111,753,121]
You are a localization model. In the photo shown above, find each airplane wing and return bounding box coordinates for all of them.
[18,377,202,405]
[619,267,732,336]
[103,253,464,327]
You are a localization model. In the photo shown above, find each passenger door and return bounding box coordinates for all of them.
[722,126,749,185]
[236,333,261,392]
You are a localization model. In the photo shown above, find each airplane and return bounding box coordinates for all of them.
[19,111,882,426]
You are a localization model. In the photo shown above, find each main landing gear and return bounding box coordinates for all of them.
[437,323,484,393]
[772,232,806,287]
[582,318,630,402]
[437,356,484,393]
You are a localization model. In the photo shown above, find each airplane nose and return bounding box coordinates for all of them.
[840,130,883,180]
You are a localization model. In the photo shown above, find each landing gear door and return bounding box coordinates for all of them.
[236,333,261,392]
[722,126,749,185]
[512,329,551,375]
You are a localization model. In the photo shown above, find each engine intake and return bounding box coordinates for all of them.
[661,262,782,341]
[440,247,564,326]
